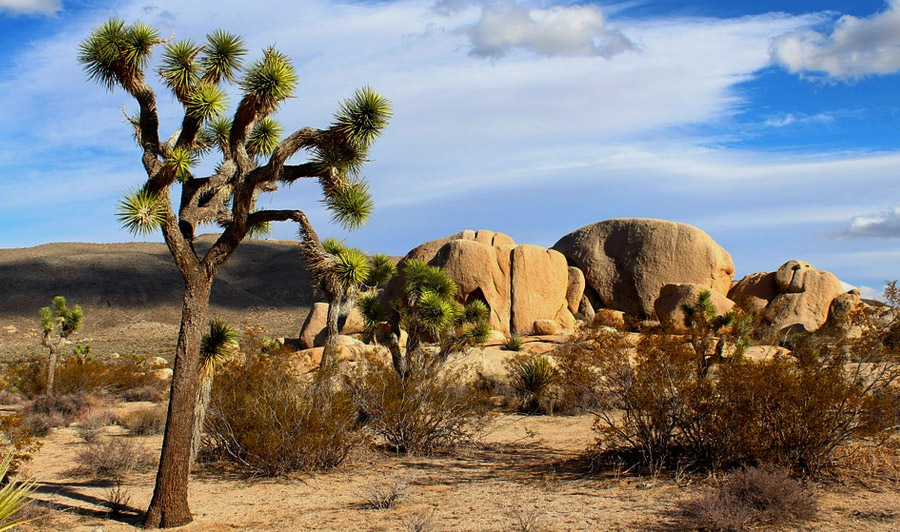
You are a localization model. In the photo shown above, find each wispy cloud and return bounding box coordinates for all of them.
[763,112,834,128]
[770,0,900,79]
[459,2,635,58]
[0,0,60,16]
[840,206,900,238]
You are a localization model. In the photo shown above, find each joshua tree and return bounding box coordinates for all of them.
[315,238,395,369]
[359,259,490,379]
[192,318,238,464]
[39,296,83,396]
[681,290,748,377]
[79,20,390,527]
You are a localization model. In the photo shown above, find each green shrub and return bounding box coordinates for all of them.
[203,353,362,475]
[350,353,489,454]
[502,335,524,352]
[505,354,559,414]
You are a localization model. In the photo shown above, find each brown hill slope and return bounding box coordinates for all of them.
[0,236,316,358]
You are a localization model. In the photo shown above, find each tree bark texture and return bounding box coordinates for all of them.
[143,274,212,528]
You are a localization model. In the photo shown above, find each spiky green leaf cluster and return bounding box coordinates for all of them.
[247,116,283,156]
[186,82,228,121]
[404,260,457,302]
[417,291,460,335]
[321,237,345,255]
[333,247,371,288]
[200,318,238,371]
[357,292,385,331]
[367,253,396,288]
[116,188,167,236]
[166,146,199,182]
[312,140,366,177]
[200,30,246,83]
[159,39,201,98]
[40,296,84,340]
[79,19,161,91]
[240,46,297,113]
[334,87,392,149]
[323,181,373,230]
[203,116,232,152]
[0,454,37,532]
[247,220,273,239]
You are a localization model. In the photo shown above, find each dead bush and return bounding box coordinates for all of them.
[118,405,167,436]
[360,476,409,509]
[73,437,154,480]
[75,408,115,443]
[22,393,95,434]
[350,353,490,454]
[203,353,362,475]
[3,355,165,400]
[680,465,817,531]
[0,414,42,477]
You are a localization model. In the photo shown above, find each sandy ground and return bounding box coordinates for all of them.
[16,409,900,532]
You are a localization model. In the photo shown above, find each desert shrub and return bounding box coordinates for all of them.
[122,384,168,403]
[0,391,21,406]
[3,355,164,399]
[203,353,362,475]
[505,354,559,414]
[75,409,115,443]
[118,405,167,436]
[502,335,524,352]
[22,393,95,432]
[0,453,37,531]
[73,437,154,480]
[680,465,817,531]
[350,353,490,454]
[360,477,408,509]
[559,316,900,474]
[0,415,42,477]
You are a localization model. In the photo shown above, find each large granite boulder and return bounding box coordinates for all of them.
[552,219,735,319]
[387,230,576,335]
[729,260,845,335]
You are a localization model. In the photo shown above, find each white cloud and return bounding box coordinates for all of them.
[770,0,900,79]
[763,112,834,128]
[460,2,635,58]
[841,206,900,238]
[0,0,60,15]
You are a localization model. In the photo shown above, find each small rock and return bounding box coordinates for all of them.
[532,319,559,335]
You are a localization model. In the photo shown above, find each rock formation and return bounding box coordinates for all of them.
[552,219,735,319]
[729,260,845,335]
[386,230,577,335]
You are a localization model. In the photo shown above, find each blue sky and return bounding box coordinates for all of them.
[1,0,899,298]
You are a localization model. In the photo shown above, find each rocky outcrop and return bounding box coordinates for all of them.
[730,260,845,335]
[654,283,735,332]
[387,230,576,335]
[552,219,735,319]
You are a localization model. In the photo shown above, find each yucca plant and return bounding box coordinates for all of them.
[681,289,740,377]
[79,19,390,527]
[191,318,238,464]
[0,454,37,532]
[502,335,523,352]
[39,296,84,396]
[506,354,559,414]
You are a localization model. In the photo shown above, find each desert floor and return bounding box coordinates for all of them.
[18,407,900,532]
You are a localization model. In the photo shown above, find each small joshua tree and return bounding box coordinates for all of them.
[359,259,490,379]
[39,296,83,396]
[79,19,390,527]
[681,290,748,377]
[314,238,395,369]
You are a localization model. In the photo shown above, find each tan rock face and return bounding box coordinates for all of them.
[510,245,573,335]
[728,272,778,314]
[298,302,328,349]
[552,218,735,319]
[566,266,586,315]
[387,230,574,335]
[654,283,735,333]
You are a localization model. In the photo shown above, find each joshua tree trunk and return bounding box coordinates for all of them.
[191,369,214,465]
[320,291,342,370]
[45,346,57,396]
[144,273,212,528]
